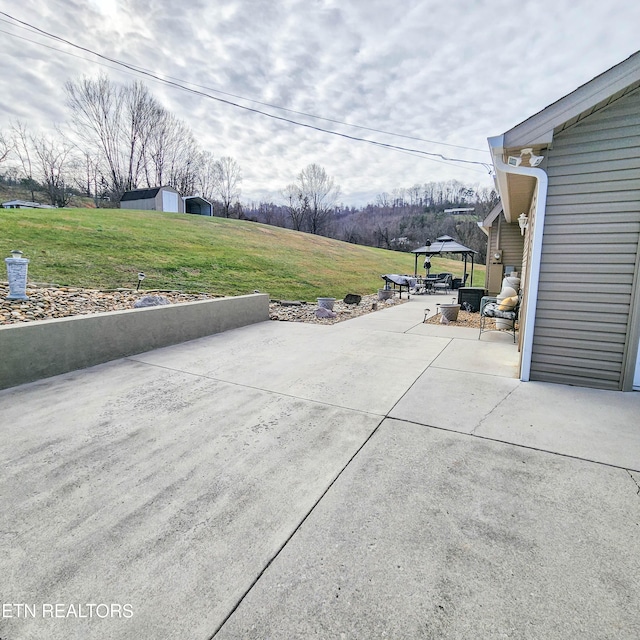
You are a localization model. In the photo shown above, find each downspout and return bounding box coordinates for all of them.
[488,136,549,382]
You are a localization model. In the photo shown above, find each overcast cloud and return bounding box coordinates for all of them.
[1,0,639,205]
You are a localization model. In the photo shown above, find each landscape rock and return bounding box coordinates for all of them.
[343,294,362,305]
[0,283,407,327]
[315,307,336,318]
[133,295,171,308]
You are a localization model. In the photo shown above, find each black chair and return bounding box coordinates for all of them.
[452,274,469,290]
[433,274,453,294]
[478,295,520,343]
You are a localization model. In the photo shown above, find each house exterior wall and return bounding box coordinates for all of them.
[530,88,640,390]
[484,218,524,294]
[499,220,525,275]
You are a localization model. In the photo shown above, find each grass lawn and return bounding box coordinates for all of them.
[0,207,485,300]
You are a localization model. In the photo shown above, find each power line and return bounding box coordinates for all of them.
[0,11,493,173]
[0,14,488,155]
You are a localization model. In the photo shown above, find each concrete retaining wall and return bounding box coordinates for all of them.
[0,293,269,390]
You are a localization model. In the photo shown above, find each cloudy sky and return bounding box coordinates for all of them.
[1,0,639,205]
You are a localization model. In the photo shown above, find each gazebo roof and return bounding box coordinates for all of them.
[411,235,476,256]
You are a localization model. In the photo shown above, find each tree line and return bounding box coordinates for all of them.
[0,74,496,260]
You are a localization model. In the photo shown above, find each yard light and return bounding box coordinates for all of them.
[136,272,146,291]
[5,250,29,300]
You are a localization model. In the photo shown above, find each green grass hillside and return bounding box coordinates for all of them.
[0,208,485,300]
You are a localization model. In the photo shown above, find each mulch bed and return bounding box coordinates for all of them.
[424,309,482,328]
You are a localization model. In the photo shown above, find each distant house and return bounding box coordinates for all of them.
[120,186,184,213]
[485,49,640,391]
[183,196,213,216]
[2,200,55,209]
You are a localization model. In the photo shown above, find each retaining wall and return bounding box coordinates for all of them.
[0,293,269,390]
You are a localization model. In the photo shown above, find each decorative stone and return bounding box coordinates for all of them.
[343,294,362,305]
[315,307,336,318]
[133,295,171,308]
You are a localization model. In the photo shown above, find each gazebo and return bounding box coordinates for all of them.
[411,235,477,285]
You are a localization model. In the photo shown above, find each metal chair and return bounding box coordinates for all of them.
[478,295,520,343]
[432,274,453,294]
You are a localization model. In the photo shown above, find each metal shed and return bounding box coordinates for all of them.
[183,196,213,216]
[120,186,184,213]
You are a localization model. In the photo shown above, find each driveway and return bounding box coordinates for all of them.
[1,296,639,639]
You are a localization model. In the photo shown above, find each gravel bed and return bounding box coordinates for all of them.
[424,309,482,328]
[0,283,406,326]
[0,283,219,325]
[269,293,407,324]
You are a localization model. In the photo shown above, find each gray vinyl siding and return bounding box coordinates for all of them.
[484,219,523,291]
[530,88,640,389]
[500,222,524,274]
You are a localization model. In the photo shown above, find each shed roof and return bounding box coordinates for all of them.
[120,188,161,202]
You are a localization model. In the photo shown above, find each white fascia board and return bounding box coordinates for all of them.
[488,135,513,219]
[478,201,503,235]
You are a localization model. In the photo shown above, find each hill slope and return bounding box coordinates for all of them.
[0,208,484,299]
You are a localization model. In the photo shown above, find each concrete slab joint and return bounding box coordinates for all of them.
[0,293,269,390]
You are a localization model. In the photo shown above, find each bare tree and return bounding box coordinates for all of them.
[0,130,11,165]
[295,164,340,234]
[65,75,166,200]
[70,150,104,206]
[214,156,242,217]
[10,121,38,201]
[65,75,124,198]
[282,183,308,231]
[31,131,75,207]
[196,150,218,201]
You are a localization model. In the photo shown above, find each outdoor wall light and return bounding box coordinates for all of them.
[136,272,146,291]
[508,149,544,168]
[518,213,529,235]
[519,148,544,167]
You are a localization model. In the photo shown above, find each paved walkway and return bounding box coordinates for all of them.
[1,295,639,639]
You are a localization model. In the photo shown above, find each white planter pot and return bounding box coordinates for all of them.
[317,297,336,310]
[440,303,460,321]
[378,289,394,301]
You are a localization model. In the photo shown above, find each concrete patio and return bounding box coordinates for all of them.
[1,294,639,639]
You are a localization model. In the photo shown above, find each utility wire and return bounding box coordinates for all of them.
[0,11,493,173]
[0,14,488,155]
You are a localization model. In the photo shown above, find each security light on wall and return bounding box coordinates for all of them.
[520,147,544,167]
[507,156,522,167]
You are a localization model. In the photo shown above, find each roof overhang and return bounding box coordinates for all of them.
[478,201,503,236]
[489,50,640,221]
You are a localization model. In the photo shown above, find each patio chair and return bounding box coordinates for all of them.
[432,273,453,294]
[452,274,469,290]
[478,294,520,343]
